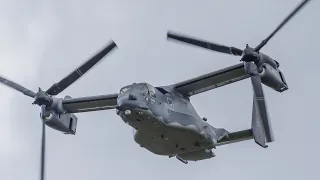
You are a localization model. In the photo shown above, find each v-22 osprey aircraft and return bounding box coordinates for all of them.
[0,2,311,180]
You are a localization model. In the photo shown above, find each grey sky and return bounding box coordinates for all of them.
[0,0,319,179]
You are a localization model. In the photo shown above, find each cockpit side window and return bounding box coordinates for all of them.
[146,84,156,98]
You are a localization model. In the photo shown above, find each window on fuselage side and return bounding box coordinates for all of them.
[167,98,173,106]
[146,84,156,98]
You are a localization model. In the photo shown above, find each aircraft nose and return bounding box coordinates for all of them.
[116,94,147,111]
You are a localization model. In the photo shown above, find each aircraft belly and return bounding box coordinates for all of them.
[118,108,215,156]
[134,127,213,156]
[178,149,215,161]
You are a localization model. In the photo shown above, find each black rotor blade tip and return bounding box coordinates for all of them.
[254,0,312,52]
[167,31,243,56]
[45,40,118,95]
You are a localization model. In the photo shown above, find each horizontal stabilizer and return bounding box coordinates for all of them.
[216,129,253,146]
[215,93,271,148]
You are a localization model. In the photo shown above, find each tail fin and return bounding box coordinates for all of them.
[215,96,269,148]
[251,95,268,148]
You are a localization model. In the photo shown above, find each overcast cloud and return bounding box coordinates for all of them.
[0,0,319,180]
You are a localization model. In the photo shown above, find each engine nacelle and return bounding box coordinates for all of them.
[43,110,78,135]
[259,63,288,92]
[256,52,279,69]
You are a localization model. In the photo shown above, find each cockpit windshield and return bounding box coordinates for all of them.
[120,85,131,94]
[119,83,156,97]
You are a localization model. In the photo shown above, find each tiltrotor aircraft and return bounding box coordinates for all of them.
[0,0,311,179]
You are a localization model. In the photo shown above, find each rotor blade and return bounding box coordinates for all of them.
[254,0,311,52]
[251,74,274,142]
[167,31,243,56]
[0,75,36,98]
[40,105,46,119]
[45,40,118,95]
[40,117,46,180]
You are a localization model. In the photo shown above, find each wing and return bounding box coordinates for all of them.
[172,63,250,97]
[62,93,118,113]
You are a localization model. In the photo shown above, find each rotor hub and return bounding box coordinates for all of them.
[241,45,260,63]
[32,88,53,107]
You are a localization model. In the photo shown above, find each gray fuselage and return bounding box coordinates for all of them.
[115,83,228,156]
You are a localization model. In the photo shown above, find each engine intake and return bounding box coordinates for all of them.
[43,110,78,135]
